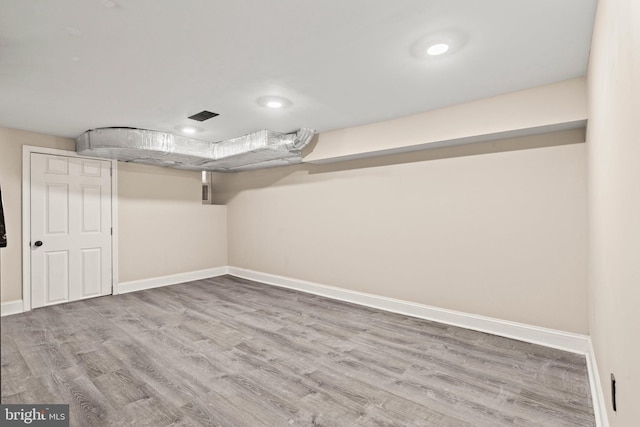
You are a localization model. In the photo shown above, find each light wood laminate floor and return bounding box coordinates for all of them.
[1,275,595,426]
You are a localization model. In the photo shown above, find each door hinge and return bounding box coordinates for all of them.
[110,227,113,235]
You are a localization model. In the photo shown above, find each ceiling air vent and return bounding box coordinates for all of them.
[188,110,219,121]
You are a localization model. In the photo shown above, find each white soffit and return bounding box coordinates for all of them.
[304,78,588,163]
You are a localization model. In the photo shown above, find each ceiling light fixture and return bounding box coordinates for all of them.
[175,125,200,134]
[426,43,449,56]
[258,96,292,109]
[410,30,467,60]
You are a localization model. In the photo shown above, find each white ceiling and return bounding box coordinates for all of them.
[0,0,597,142]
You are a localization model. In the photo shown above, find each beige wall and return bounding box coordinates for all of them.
[0,127,227,304]
[587,0,640,423]
[215,130,588,334]
[118,163,227,282]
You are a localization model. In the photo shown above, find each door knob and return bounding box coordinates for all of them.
[33,241,43,247]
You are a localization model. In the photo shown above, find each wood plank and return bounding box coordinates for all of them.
[1,275,595,426]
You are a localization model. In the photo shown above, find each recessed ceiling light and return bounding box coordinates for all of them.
[426,43,449,56]
[257,96,292,109]
[410,31,467,60]
[175,125,201,134]
[267,101,283,109]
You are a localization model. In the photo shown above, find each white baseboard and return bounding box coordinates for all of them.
[117,266,229,294]
[1,299,24,317]
[586,338,610,427]
[227,267,590,354]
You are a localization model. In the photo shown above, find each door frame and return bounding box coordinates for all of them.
[22,145,119,312]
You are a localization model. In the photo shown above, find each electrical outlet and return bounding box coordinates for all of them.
[611,373,617,411]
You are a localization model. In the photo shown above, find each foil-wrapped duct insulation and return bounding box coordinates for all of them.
[76,127,315,172]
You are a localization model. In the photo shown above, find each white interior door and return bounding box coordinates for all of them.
[30,153,112,308]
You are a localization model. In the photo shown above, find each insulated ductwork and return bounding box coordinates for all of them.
[76,127,315,172]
